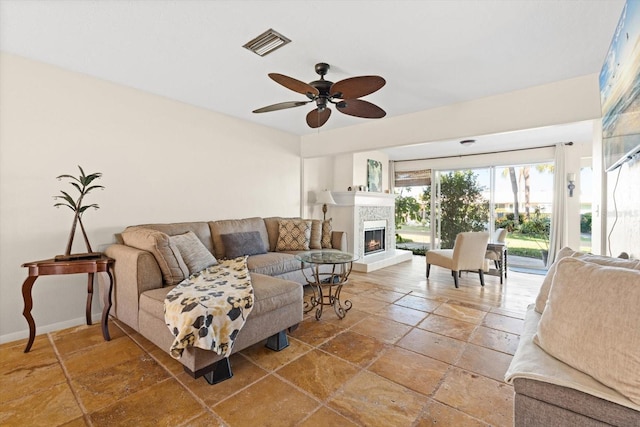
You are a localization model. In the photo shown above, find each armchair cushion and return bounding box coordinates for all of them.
[425,249,454,270]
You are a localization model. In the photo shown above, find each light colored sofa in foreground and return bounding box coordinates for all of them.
[105,217,346,384]
[505,248,640,426]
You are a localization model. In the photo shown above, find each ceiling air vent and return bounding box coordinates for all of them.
[243,28,291,57]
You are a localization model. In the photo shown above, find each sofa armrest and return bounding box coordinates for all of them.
[331,231,347,252]
[104,243,163,331]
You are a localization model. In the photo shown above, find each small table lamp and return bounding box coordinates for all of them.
[316,190,336,220]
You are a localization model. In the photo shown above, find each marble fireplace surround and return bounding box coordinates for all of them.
[329,192,412,272]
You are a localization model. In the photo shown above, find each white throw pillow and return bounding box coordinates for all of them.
[534,247,640,314]
[534,257,640,405]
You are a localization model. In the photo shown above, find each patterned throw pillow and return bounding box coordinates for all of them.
[321,219,333,248]
[276,219,312,251]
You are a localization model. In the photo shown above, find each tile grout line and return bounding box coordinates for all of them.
[46,332,94,427]
[109,320,226,426]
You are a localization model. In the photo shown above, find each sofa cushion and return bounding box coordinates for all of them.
[170,231,218,275]
[535,247,640,313]
[250,273,302,314]
[247,252,301,276]
[264,217,284,252]
[122,228,189,286]
[276,219,311,251]
[130,222,214,253]
[209,217,269,260]
[139,273,299,322]
[309,220,323,250]
[533,257,640,406]
[220,231,267,259]
[140,285,177,320]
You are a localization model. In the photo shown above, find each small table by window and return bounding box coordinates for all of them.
[295,250,359,320]
[21,255,115,353]
[485,242,507,283]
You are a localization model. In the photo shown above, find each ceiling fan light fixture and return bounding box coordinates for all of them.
[460,139,476,147]
[243,29,291,57]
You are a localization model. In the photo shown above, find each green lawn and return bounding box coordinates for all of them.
[396,224,591,257]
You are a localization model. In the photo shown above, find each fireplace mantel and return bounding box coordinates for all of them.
[331,191,396,207]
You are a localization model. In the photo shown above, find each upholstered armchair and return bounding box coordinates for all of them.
[426,231,490,288]
[486,228,507,269]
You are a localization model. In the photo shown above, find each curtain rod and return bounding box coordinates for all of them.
[394,141,573,163]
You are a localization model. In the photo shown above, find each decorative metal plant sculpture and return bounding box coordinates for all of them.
[53,166,104,261]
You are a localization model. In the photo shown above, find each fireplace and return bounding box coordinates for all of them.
[363,220,386,256]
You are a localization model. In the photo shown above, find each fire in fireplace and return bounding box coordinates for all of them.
[364,227,385,255]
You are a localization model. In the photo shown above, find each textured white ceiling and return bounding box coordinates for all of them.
[0,0,625,158]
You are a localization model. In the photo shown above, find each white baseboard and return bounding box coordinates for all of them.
[0,312,102,345]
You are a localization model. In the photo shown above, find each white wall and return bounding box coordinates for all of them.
[302,156,334,219]
[302,150,390,218]
[605,158,640,258]
[0,53,301,342]
[591,120,606,255]
[353,151,390,192]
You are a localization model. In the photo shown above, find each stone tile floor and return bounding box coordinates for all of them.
[0,256,543,426]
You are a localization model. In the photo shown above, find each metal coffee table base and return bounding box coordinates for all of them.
[304,280,352,320]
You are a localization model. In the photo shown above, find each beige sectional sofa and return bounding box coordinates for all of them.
[505,248,640,426]
[105,217,346,384]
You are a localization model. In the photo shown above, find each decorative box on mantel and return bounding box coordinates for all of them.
[329,192,413,272]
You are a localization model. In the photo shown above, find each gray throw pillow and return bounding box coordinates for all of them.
[220,231,267,258]
[170,231,218,275]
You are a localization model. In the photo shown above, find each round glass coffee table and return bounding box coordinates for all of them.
[295,250,359,320]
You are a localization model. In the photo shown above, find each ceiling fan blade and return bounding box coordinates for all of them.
[269,73,320,97]
[337,99,386,119]
[306,108,332,128]
[330,76,386,99]
[252,101,310,113]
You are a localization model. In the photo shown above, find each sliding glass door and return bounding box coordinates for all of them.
[432,168,490,249]
[430,163,553,269]
[394,161,555,271]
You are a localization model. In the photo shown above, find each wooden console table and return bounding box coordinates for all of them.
[21,255,115,353]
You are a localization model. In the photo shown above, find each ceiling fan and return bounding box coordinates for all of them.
[253,63,386,128]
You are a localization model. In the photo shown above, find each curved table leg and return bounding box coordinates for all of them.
[86,273,94,325]
[101,268,114,341]
[22,276,38,353]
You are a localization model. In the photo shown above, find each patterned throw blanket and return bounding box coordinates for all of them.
[164,257,254,359]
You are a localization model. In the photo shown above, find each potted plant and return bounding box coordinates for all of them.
[53,166,104,260]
